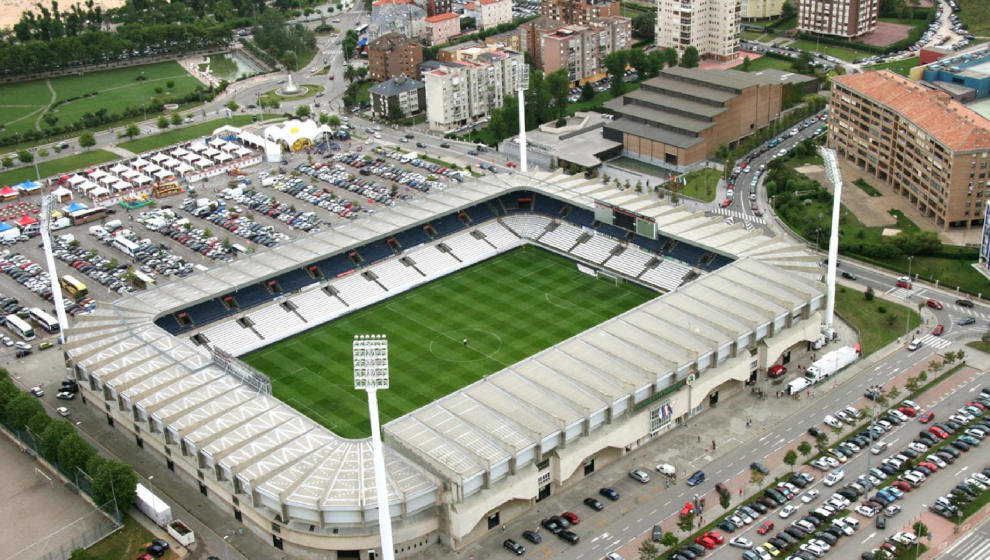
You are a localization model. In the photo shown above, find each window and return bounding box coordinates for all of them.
[536,458,550,471]
[538,471,551,486]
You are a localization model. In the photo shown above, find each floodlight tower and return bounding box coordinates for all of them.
[39,193,70,342]
[353,334,394,560]
[516,62,530,173]
[819,147,843,339]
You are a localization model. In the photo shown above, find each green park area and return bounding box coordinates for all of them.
[680,168,720,202]
[258,83,324,105]
[864,57,920,76]
[786,40,873,62]
[958,0,990,36]
[86,514,177,560]
[0,62,201,141]
[0,150,118,186]
[740,56,797,72]
[118,115,279,154]
[834,285,921,356]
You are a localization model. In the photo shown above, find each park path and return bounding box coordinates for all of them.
[32,79,56,132]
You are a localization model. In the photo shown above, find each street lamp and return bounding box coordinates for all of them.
[904,255,915,340]
[354,334,394,560]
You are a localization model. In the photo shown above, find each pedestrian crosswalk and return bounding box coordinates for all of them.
[942,521,990,560]
[710,207,766,224]
[887,287,912,300]
[912,333,952,350]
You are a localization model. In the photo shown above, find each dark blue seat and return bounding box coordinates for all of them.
[155,299,234,334]
[671,243,705,266]
[312,253,356,278]
[395,227,432,249]
[357,239,394,264]
[534,195,564,216]
[431,213,465,237]
[568,207,595,228]
[232,283,274,311]
[596,222,628,241]
[464,202,497,222]
[276,268,315,293]
[707,254,734,271]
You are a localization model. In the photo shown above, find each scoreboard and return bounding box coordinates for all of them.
[594,200,657,239]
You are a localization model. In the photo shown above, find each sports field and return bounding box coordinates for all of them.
[242,246,657,438]
[0,61,201,139]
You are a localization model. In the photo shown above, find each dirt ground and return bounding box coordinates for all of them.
[0,0,126,31]
[859,21,914,47]
[0,434,109,560]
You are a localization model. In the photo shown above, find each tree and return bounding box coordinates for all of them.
[581,82,595,101]
[873,549,890,560]
[43,113,59,128]
[797,441,812,457]
[295,105,311,118]
[720,491,731,510]
[38,419,74,461]
[912,521,930,539]
[226,100,240,112]
[79,131,95,147]
[680,46,700,68]
[326,114,341,127]
[628,47,650,78]
[1,156,11,167]
[341,29,358,60]
[57,431,95,477]
[386,103,404,123]
[750,469,766,486]
[783,449,798,471]
[661,531,679,548]
[741,56,752,71]
[631,12,655,41]
[638,540,659,560]
[90,460,137,515]
[546,69,571,119]
[171,112,182,126]
[603,50,629,96]
[124,123,140,138]
[781,0,796,20]
[815,432,829,453]
[17,149,33,163]
[887,386,901,401]
[865,285,874,301]
[157,115,169,129]
[663,47,678,68]
[677,512,695,532]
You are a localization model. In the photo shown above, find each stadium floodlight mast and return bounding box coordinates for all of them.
[516,62,530,173]
[818,146,842,341]
[39,192,70,342]
[353,334,394,560]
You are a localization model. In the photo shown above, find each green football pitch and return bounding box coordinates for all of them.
[242,246,657,438]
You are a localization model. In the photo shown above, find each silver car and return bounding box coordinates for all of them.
[629,469,650,484]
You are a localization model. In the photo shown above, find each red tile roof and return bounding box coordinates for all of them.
[426,12,460,22]
[479,0,504,5]
[372,0,413,5]
[832,70,990,152]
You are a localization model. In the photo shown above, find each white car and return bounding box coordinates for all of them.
[855,505,877,517]
[871,441,889,454]
[734,510,753,524]
[801,489,819,503]
[820,456,841,469]
[728,515,746,527]
[779,504,799,518]
[824,470,845,487]
[800,542,826,558]
[1,336,12,346]
[909,442,929,453]
[729,536,753,549]
[973,473,990,486]
[56,407,70,417]
[810,538,831,552]
[890,531,917,545]
[885,505,902,517]
[927,455,947,468]
[824,415,842,428]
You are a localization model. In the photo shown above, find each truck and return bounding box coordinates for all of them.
[166,520,196,546]
[135,483,172,527]
[804,346,859,383]
[787,377,812,396]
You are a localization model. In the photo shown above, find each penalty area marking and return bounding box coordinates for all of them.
[428,328,504,364]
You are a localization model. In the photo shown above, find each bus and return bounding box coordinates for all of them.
[6,315,35,341]
[69,207,107,225]
[113,236,140,257]
[28,307,59,334]
[60,275,88,300]
[356,23,368,35]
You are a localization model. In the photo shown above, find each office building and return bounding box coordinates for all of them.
[368,33,424,82]
[371,75,426,119]
[797,0,878,38]
[603,66,815,170]
[535,16,631,83]
[829,70,990,230]
[656,0,741,62]
[540,0,620,26]
[425,48,525,131]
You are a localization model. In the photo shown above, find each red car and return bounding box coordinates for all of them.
[919,411,934,424]
[898,406,917,417]
[929,426,949,439]
[926,299,943,310]
[768,365,787,378]
[968,402,986,411]
[703,531,724,544]
[893,480,912,492]
[919,461,938,471]
[680,502,694,517]
[695,536,717,549]
[932,324,944,336]
[561,511,580,525]
[896,280,912,289]
[757,521,774,535]
[720,199,732,208]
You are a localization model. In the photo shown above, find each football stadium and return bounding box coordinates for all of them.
[65,160,826,559]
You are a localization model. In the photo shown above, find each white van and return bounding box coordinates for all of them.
[787,377,812,395]
[655,463,676,476]
[823,469,844,486]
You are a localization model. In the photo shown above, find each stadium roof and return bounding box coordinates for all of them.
[65,168,824,514]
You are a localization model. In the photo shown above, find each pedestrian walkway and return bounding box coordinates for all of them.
[912,332,952,350]
[710,207,766,224]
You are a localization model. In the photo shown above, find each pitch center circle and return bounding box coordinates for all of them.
[429,328,503,363]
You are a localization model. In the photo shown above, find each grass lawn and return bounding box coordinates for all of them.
[87,512,176,560]
[958,0,990,36]
[566,83,641,117]
[0,149,118,185]
[741,30,767,41]
[853,178,883,197]
[355,80,374,104]
[740,56,796,72]
[681,168,720,202]
[864,57,920,76]
[419,155,463,170]
[967,341,990,354]
[242,246,657,437]
[834,285,920,356]
[0,62,200,140]
[117,115,279,153]
[259,84,325,105]
[787,40,873,62]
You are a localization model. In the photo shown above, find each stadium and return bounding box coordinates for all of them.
[64,160,826,559]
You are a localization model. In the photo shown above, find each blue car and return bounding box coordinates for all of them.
[687,470,706,486]
[599,488,619,501]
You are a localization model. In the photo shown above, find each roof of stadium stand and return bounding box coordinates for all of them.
[65,169,825,511]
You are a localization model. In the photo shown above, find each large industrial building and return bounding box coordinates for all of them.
[829,70,990,230]
[796,0,878,38]
[64,140,827,559]
[655,0,741,62]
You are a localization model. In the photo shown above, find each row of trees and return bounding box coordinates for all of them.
[12,0,106,42]
[0,370,137,515]
[250,8,316,70]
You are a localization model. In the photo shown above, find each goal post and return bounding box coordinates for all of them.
[597,270,622,287]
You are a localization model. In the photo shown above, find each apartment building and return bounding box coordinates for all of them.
[425,12,461,45]
[425,48,525,131]
[829,71,990,230]
[797,0,878,38]
[369,0,427,40]
[740,0,784,19]
[536,16,631,83]
[371,75,426,119]
[656,0,741,62]
[603,66,814,170]
[540,0,620,26]
[368,33,424,82]
[478,0,512,29]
